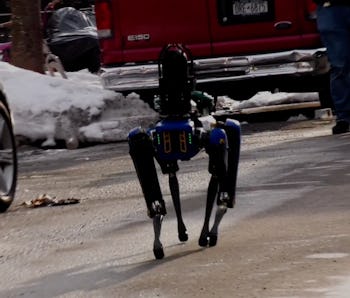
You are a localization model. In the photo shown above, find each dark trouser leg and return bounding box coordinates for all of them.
[316,6,350,122]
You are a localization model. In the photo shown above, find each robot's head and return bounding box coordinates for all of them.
[158,44,195,118]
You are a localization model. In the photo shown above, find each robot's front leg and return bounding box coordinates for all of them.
[128,128,166,259]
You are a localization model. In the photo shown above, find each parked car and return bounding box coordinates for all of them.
[0,84,17,212]
[94,0,331,108]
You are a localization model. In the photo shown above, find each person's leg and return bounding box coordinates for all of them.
[317,6,350,133]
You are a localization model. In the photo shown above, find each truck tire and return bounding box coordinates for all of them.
[0,97,17,213]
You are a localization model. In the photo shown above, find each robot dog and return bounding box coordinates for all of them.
[128,44,241,259]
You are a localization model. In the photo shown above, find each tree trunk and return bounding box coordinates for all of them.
[10,0,44,73]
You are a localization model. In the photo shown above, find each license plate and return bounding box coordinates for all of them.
[233,0,269,16]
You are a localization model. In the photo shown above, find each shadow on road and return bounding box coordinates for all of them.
[0,247,204,298]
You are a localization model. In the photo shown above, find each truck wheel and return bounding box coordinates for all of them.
[0,99,17,213]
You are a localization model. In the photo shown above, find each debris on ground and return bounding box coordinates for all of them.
[21,194,80,208]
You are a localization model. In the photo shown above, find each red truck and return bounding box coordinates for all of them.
[94,0,330,108]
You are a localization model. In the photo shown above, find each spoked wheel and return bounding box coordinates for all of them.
[0,96,17,213]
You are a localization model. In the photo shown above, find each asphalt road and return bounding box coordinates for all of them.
[1,118,350,298]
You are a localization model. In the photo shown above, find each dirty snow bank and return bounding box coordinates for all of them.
[0,62,157,147]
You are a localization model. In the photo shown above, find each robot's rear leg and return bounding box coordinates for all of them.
[208,119,241,246]
[128,129,166,259]
[199,119,241,248]
[198,182,229,248]
[208,193,228,247]
[222,118,241,208]
[198,175,219,247]
[169,173,188,242]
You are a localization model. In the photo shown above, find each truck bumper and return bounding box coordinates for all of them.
[100,48,329,93]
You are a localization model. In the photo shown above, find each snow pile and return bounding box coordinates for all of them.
[0,62,157,147]
[216,91,319,111]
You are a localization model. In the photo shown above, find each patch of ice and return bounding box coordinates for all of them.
[306,253,349,259]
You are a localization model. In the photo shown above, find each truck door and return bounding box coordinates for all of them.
[208,0,303,56]
[117,0,211,63]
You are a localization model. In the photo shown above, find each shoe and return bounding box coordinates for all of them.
[332,121,349,135]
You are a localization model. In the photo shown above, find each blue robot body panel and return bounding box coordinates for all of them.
[128,127,144,139]
[153,119,200,161]
[209,128,227,147]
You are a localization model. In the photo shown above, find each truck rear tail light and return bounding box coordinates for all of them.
[306,0,317,20]
[95,0,113,38]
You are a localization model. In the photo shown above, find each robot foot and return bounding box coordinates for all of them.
[198,234,209,247]
[178,222,188,242]
[153,241,164,260]
[198,231,218,247]
[208,232,218,247]
[198,227,209,247]
[199,203,228,248]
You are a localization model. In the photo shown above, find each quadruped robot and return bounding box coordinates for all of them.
[128,44,241,259]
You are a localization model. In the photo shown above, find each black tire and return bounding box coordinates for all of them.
[0,95,17,213]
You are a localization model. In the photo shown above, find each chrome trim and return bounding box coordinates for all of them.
[97,29,112,38]
[100,48,329,92]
